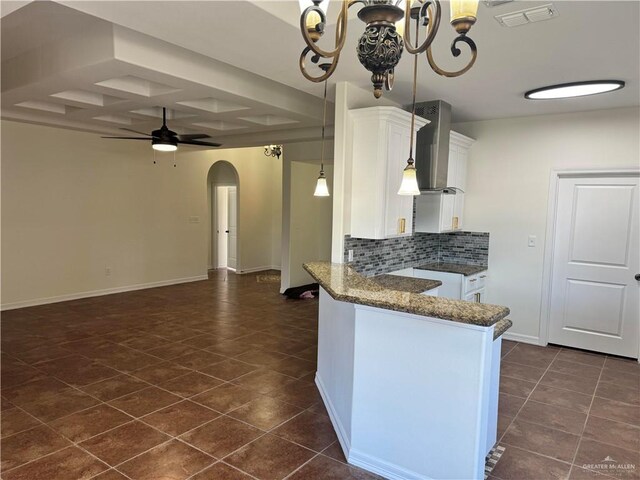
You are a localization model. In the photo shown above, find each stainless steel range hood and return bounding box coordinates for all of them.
[414,100,458,193]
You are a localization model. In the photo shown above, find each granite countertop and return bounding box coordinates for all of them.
[371,274,441,294]
[304,262,511,330]
[415,262,488,276]
[493,318,513,340]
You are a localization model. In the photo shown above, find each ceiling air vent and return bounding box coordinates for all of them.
[482,0,514,7]
[495,4,558,27]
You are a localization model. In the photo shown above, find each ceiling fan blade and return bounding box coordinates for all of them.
[178,139,222,147]
[177,133,210,141]
[101,136,152,140]
[119,127,152,136]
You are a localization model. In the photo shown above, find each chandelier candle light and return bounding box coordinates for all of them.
[299,0,479,98]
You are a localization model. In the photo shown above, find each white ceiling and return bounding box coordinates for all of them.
[1,0,638,145]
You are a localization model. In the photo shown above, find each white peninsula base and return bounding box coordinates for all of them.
[315,288,502,480]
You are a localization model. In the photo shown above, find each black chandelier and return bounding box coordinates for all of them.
[299,0,479,98]
[264,145,283,159]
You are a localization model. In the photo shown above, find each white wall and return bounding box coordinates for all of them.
[281,160,333,290]
[454,107,640,343]
[1,120,282,309]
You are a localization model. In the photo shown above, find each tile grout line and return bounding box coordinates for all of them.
[567,362,607,479]
[497,345,562,446]
[282,452,323,480]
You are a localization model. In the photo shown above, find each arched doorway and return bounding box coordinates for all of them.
[207,161,239,271]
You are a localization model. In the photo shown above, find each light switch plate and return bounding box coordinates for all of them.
[348,249,354,262]
[528,235,536,247]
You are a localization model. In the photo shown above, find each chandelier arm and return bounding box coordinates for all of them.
[426,34,478,78]
[403,0,441,55]
[299,47,340,83]
[300,1,350,60]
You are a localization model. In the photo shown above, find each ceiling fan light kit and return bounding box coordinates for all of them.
[102,107,222,150]
[152,139,177,152]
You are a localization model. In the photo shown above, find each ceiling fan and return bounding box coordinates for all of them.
[102,107,222,151]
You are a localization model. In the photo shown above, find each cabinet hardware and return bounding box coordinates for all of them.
[475,293,481,303]
[636,274,640,281]
[469,278,477,283]
[480,275,486,279]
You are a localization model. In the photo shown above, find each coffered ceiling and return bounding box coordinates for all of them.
[1,0,639,147]
[0,1,332,148]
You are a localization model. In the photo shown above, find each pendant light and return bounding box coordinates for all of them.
[398,13,421,196]
[314,70,330,197]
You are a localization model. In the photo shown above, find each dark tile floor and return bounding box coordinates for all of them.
[1,269,638,479]
[494,341,640,480]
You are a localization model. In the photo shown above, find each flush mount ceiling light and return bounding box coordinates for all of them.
[525,80,625,100]
[264,145,283,159]
[299,0,480,98]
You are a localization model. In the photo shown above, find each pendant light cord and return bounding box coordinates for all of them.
[320,79,328,173]
[408,14,419,165]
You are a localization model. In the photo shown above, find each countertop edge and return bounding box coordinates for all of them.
[304,262,510,328]
[493,318,513,340]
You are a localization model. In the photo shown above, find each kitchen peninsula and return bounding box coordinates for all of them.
[304,261,511,480]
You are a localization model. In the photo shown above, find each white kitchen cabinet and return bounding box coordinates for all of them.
[415,131,474,233]
[465,288,485,303]
[412,269,488,301]
[350,107,428,239]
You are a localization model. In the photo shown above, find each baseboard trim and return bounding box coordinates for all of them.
[315,373,351,455]
[1,275,209,311]
[502,332,541,346]
[237,265,281,274]
[348,448,432,480]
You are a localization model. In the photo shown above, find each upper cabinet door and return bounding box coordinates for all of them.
[415,131,475,234]
[384,122,414,237]
[349,107,428,240]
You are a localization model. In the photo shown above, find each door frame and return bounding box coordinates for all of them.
[538,168,640,359]
[207,161,240,272]
[215,185,230,269]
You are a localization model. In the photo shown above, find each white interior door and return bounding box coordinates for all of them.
[216,186,228,269]
[227,186,237,270]
[548,174,639,358]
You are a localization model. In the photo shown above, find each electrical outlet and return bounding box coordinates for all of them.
[528,235,536,247]
[189,216,200,224]
[105,267,112,276]
[348,249,354,262]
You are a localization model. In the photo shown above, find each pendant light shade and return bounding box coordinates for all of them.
[398,162,420,196]
[314,170,330,197]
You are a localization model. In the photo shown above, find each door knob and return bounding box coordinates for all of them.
[635,274,640,281]
[225,230,229,233]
